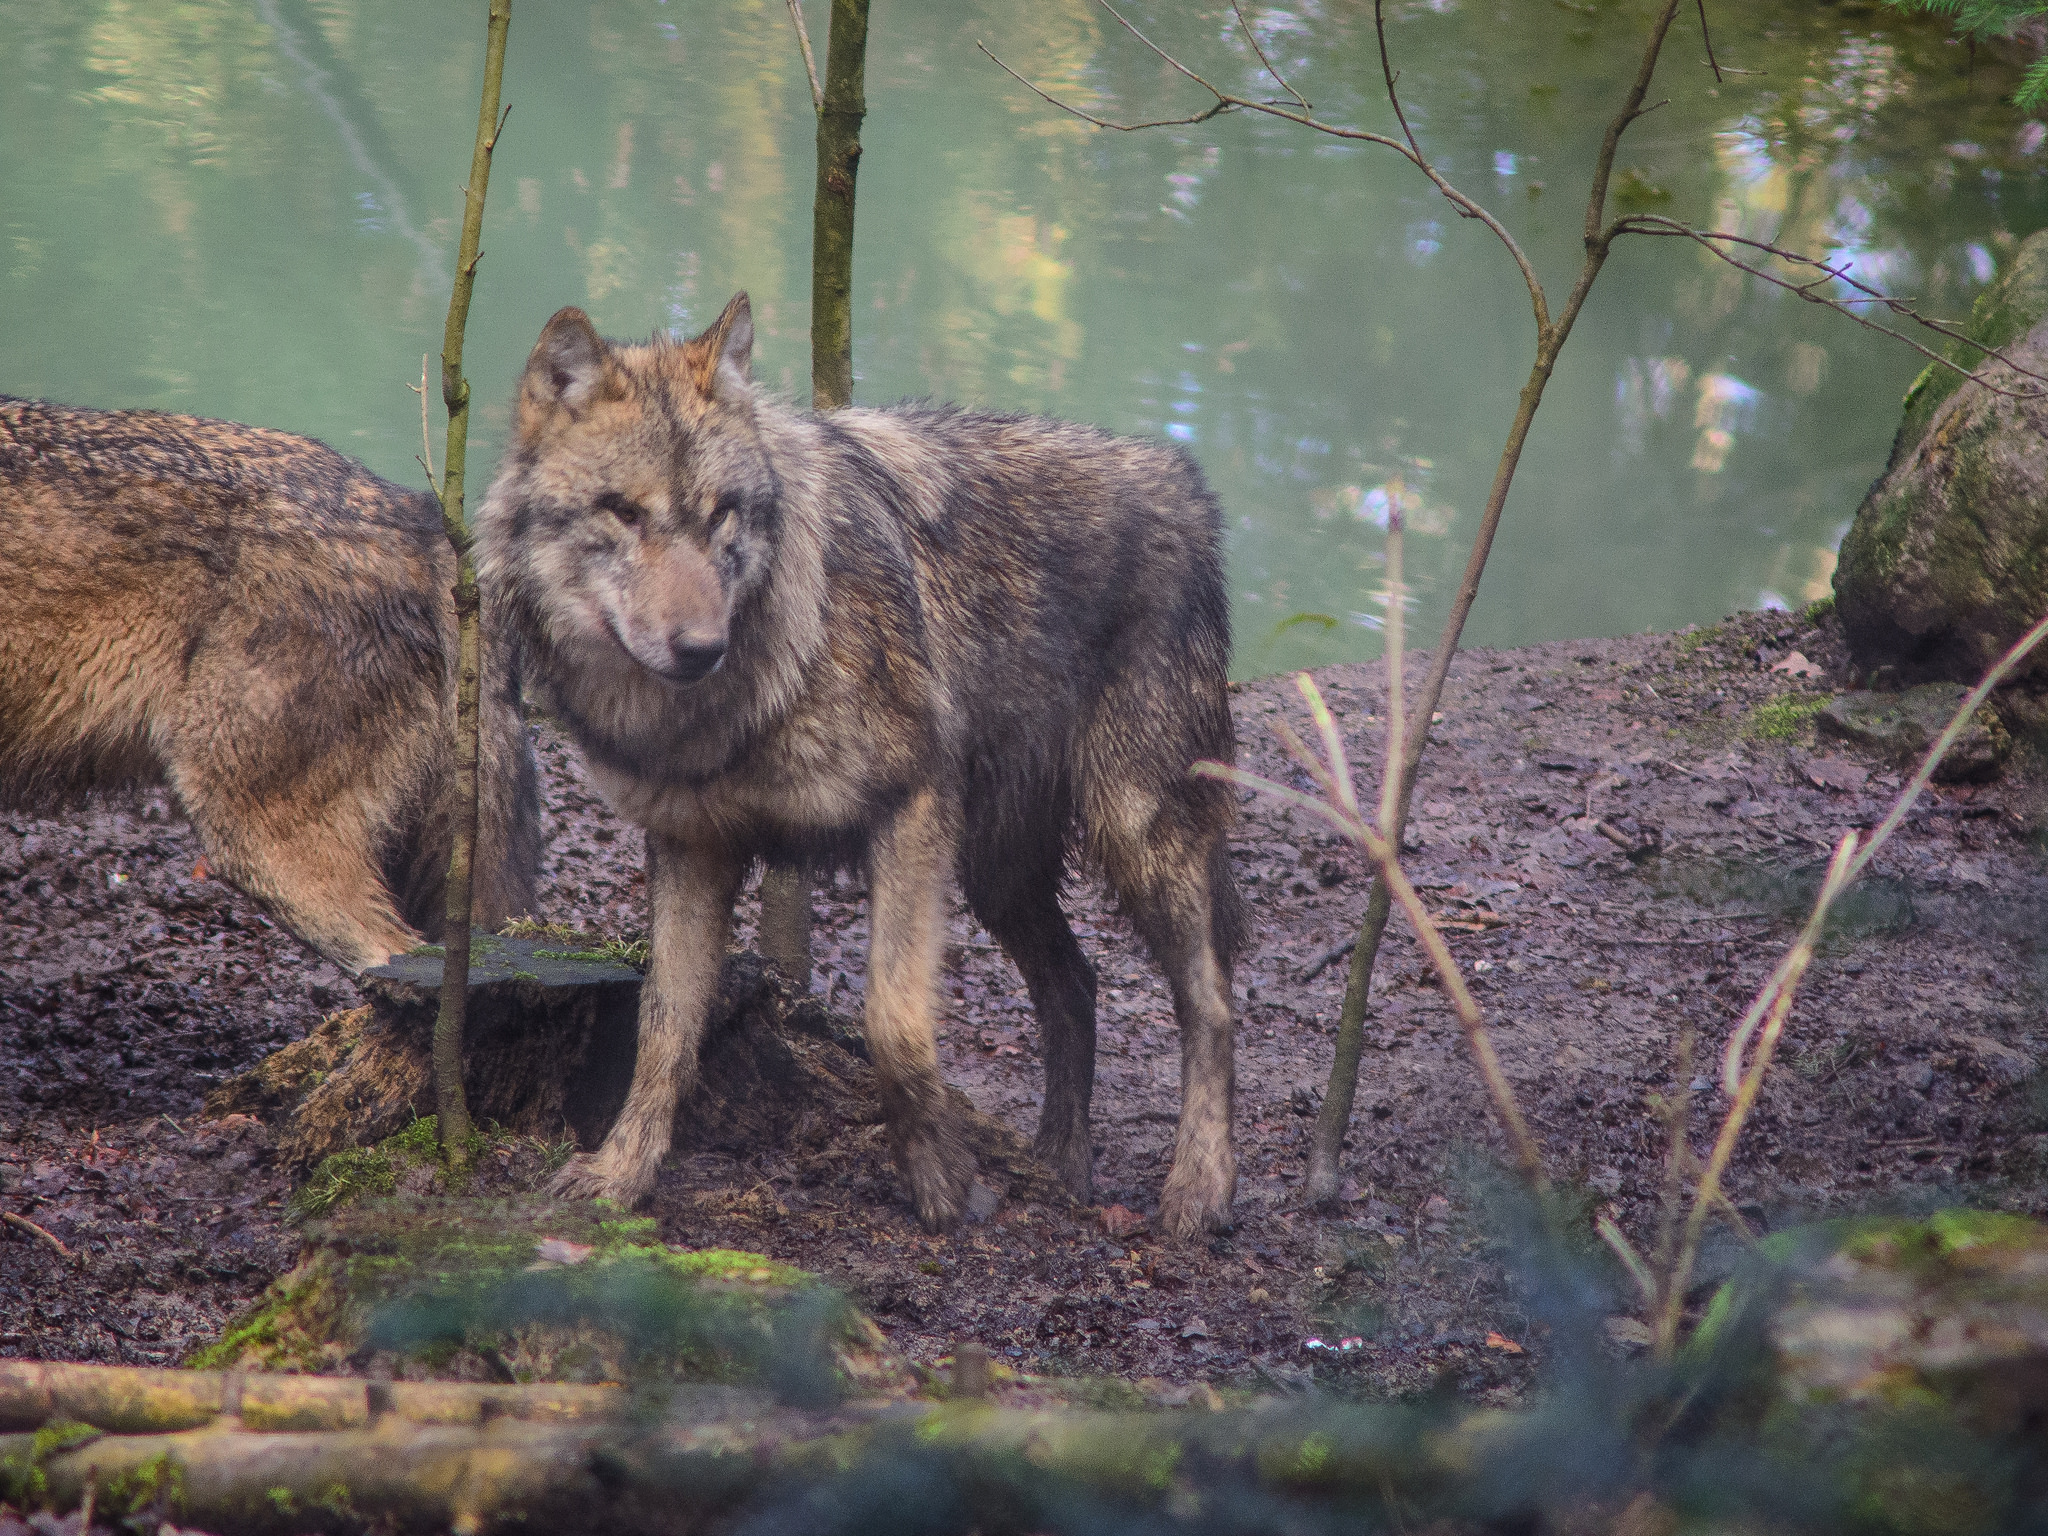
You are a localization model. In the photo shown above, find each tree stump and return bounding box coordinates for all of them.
[208,937,877,1173]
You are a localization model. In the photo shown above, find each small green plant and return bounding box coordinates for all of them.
[498,916,585,942]
[103,1449,187,1523]
[1880,0,2048,104]
[0,1420,99,1503]
[1803,593,1836,625]
[1745,693,1831,740]
[533,937,651,969]
[291,1116,467,1217]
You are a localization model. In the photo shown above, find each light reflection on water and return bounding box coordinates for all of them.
[1,0,2044,676]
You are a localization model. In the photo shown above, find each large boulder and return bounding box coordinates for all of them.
[1835,229,2048,684]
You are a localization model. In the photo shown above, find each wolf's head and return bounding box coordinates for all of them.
[478,292,778,688]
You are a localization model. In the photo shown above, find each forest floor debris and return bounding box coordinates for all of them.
[6,608,2048,1401]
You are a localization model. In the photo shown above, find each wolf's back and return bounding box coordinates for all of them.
[0,396,540,968]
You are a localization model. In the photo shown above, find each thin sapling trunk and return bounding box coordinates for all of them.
[759,0,873,985]
[430,0,512,1164]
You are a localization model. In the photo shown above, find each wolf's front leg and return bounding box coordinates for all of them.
[866,788,976,1231]
[552,835,742,1206]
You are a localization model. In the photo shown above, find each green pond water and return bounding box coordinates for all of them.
[4,0,2045,676]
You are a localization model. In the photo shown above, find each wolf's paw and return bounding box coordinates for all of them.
[548,1151,652,1207]
[1032,1129,1095,1204]
[894,1120,977,1234]
[1159,1155,1236,1239]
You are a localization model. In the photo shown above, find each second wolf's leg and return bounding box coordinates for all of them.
[551,836,743,1206]
[867,787,977,1231]
[965,853,1098,1201]
[1093,802,1239,1239]
[176,782,419,974]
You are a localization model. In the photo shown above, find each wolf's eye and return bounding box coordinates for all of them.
[706,494,741,534]
[596,492,644,529]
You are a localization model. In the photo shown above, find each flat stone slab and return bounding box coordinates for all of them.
[1816,684,2009,782]
[364,932,644,992]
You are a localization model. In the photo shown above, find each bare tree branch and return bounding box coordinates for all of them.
[1616,216,2048,397]
[974,42,1233,132]
[982,2,1549,334]
[1696,0,1724,83]
[1231,1,1309,111]
[786,0,824,115]
[1370,0,1550,331]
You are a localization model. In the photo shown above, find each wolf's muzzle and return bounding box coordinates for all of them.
[661,640,727,684]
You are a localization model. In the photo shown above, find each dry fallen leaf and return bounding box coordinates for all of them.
[1484,1330,1526,1354]
[1771,650,1825,679]
[1101,1203,1147,1239]
[1805,756,1870,793]
[533,1237,594,1266]
[1605,1316,1654,1347]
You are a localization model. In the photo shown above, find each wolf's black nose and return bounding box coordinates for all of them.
[665,640,727,683]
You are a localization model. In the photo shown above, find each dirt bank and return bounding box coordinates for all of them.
[6,605,2046,1397]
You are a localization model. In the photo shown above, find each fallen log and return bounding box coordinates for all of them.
[0,1362,624,1435]
[0,1364,1487,1536]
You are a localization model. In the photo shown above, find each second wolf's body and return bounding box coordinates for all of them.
[0,396,541,972]
[477,295,1243,1235]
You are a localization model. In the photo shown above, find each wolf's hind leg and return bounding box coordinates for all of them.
[965,846,1098,1201]
[1092,792,1240,1239]
[552,837,742,1207]
[866,788,976,1231]
[183,791,419,974]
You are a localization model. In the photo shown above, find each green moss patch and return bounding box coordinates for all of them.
[189,1191,906,1400]
[1742,693,1831,741]
[291,1115,476,1218]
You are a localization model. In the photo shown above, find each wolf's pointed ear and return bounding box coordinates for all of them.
[517,308,612,440]
[682,292,753,398]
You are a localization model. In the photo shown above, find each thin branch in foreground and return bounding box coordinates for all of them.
[1197,677,1547,1191]
[973,42,1233,132]
[1653,606,2048,1355]
[410,352,436,494]
[786,0,824,114]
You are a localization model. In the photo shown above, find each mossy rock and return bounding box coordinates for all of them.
[1816,683,2011,781]
[1835,227,2048,686]
[1763,1212,2048,1436]
[192,1196,915,1399]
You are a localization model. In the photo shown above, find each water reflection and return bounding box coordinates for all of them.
[0,0,2043,675]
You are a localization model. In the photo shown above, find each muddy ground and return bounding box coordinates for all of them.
[6,605,2048,1400]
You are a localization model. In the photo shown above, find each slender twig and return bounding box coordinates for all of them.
[1231,1,1309,111]
[1200,676,1547,1190]
[1298,937,1355,982]
[1654,608,2048,1355]
[1617,217,2048,397]
[1598,1212,1656,1304]
[410,352,436,494]
[1695,0,1724,83]
[1379,509,1405,837]
[429,0,513,1166]
[3,1210,77,1264]
[786,0,824,114]
[975,44,1235,132]
[983,0,1550,332]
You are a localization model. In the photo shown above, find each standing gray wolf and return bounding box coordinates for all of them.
[476,293,1244,1236]
[0,397,541,973]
